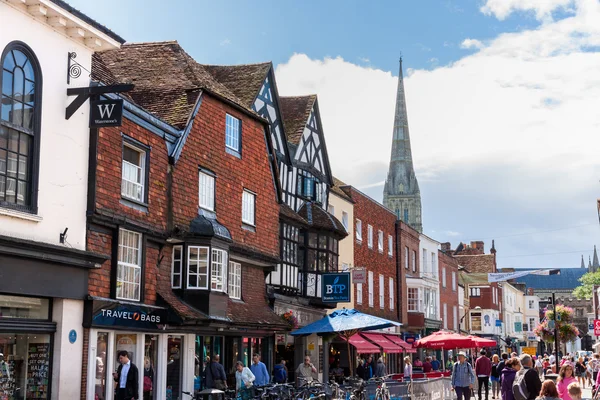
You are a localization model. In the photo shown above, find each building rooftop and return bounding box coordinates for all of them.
[504,268,587,291]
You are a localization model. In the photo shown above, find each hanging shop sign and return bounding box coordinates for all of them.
[352,268,366,284]
[594,319,600,336]
[90,99,123,128]
[84,299,168,330]
[321,273,350,303]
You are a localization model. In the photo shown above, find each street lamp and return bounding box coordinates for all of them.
[548,294,559,358]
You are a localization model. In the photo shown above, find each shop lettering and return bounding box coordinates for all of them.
[101,309,161,323]
[325,276,346,295]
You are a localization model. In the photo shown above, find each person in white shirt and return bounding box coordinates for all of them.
[235,361,255,400]
[112,350,139,400]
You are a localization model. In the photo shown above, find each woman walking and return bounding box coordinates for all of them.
[490,354,500,400]
[235,361,255,400]
[557,364,578,400]
[500,358,520,400]
[575,358,586,389]
[534,380,561,400]
[404,356,413,382]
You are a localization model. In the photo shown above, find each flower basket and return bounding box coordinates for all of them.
[281,311,299,329]
[534,305,580,343]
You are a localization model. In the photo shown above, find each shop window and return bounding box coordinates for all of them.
[0,294,49,319]
[144,335,158,400]
[0,333,51,400]
[117,229,142,301]
[166,336,183,400]
[95,332,108,400]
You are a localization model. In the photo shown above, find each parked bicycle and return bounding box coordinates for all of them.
[370,375,393,400]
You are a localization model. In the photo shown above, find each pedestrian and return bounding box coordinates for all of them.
[235,361,255,400]
[404,356,413,382]
[447,357,455,371]
[500,357,520,400]
[414,357,423,368]
[451,351,476,400]
[142,357,154,400]
[534,380,561,400]
[357,358,366,378]
[517,354,542,400]
[432,355,441,371]
[375,356,387,377]
[363,356,374,380]
[273,360,288,383]
[497,353,509,384]
[534,357,543,377]
[549,353,556,366]
[591,353,600,384]
[556,363,577,400]
[423,356,433,373]
[476,349,492,400]
[491,354,501,400]
[250,354,270,386]
[113,350,139,400]
[567,382,582,400]
[575,357,586,388]
[296,356,318,385]
[205,354,227,390]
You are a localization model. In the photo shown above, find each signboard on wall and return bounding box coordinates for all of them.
[514,322,523,332]
[522,347,537,356]
[594,320,600,336]
[26,343,49,400]
[352,268,366,284]
[321,273,350,303]
[85,299,168,330]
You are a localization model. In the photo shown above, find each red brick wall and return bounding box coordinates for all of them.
[469,284,501,311]
[345,187,398,322]
[439,251,459,331]
[172,94,279,259]
[397,221,420,325]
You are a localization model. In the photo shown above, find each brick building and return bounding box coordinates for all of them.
[397,221,422,337]
[83,41,289,400]
[439,244,460,332]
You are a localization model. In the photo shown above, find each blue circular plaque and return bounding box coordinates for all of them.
[69,329,77,344]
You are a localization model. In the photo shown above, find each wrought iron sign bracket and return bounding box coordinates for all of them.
[65,84,134,120]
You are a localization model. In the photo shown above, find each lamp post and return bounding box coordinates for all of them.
[549,294,559,358]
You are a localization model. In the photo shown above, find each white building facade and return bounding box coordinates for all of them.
[524,295,541,348]
[0,2,123,399]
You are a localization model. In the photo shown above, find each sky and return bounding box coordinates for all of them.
[68,0,600,270]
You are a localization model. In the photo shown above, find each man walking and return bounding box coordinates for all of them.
[296,356,318,385]
[452,352,476,400]
[250,354,270,386]
[475,350,492,400]
[431,355,441,372]
[113,350,139,400]
[205,354,227,390]
[518,354,542,400]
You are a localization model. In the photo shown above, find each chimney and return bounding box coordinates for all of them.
[441,242,452,252]
[527,288,534,295]
[470,241,485,254]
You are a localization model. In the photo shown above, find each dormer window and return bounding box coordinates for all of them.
[297,171,322,203]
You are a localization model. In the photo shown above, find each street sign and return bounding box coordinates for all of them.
[321,273,350,303]
[548,320,555,329]
[352,268,366,284]
[594,319,600,336]
[495,319,502,327]
[514,322,522,332]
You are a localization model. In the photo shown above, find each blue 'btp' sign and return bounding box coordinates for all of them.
[322,273,350,303]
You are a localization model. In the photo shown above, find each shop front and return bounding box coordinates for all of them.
[83,297,196,400]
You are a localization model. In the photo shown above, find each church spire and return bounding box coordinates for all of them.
[593,245,599,272]
[383,57,423,233]
[582,255,586,269]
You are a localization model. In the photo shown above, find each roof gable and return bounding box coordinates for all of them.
[454,254,496,274]
[203,62,271,108]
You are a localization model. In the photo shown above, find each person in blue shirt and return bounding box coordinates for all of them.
[250,354,270,386]
[451,352,476,400]
[431,355,441,371]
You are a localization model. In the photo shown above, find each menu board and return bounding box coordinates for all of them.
[0,360,16,399]
[26,343,49,399]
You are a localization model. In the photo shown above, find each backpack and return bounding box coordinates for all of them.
[512,369,530,400]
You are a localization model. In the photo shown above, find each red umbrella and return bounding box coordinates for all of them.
[415,331,474,349]
[466,335,497,347]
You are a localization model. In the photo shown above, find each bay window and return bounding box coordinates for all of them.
[211,249,227,292]
[187,246,209,289]
[408,288,419,312]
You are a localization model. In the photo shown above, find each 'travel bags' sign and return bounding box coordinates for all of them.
[86,299,168,330]
[90,99,123,128]
[321,273,350,303]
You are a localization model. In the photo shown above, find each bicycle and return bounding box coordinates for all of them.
[370,375,393,400]
[343,376,366,400]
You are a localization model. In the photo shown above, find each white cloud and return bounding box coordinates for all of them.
[481,0,575,21]
[461,38,485,49]
[275,0,600,268]
[358,57,370,63]
[219,39,231,46]
[446,231,461,237]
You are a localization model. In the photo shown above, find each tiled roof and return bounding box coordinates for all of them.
[92,41,257,129]
[156,262,207,321]
[279,95,316,145]
[298,202,348,238]
[330,177,354,203]
[202,63,271,108]
[49,0,125,44]
[454,254,496,274]
[507,268,587,290]
[227,298,288,328]
[280,204,309,226]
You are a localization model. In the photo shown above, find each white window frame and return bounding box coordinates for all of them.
[225,113,241,152]
[328,204,335,215]
[528,300,535,309]
[431,252,436,277]
[422,249,427,274]
[368,271,374,307]
[368,225,373,249]
[453,306,458,331]
[389,278,394,310]
[187,246,210,289]
[356,219,362,242]
[412,251,416,272]
[171,245,183,289]
[442,268,446,288]
[116,228,142,301]
[342,211,349,230]
[470,287,481,297]
[404,246,409,269]
[452,271,457,291]
[388,235,393,256]
[211,249,228,292]
[529,317,536,330]
[443,303,448,329]
[408,288,420,312]
[377,230,383,252]
[242,189,256,226]
[357,283,363,304]
[379,274,384,309]
[228,261,242,300]
[121,143,146,202]
[199,171,215,212]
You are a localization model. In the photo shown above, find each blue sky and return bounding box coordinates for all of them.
[70,0,600,271]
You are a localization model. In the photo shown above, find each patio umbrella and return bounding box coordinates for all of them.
[291,308,402,376]
[465,335,497,348]
[415,331,475,371]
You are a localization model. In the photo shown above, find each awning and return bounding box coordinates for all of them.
[361,333,403,353]
[385,334,417,353]
[341,334,380,353]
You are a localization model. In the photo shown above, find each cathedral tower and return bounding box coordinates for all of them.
[383,58,423,232]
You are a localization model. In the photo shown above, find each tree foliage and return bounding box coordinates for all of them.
[573,271,600,299]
